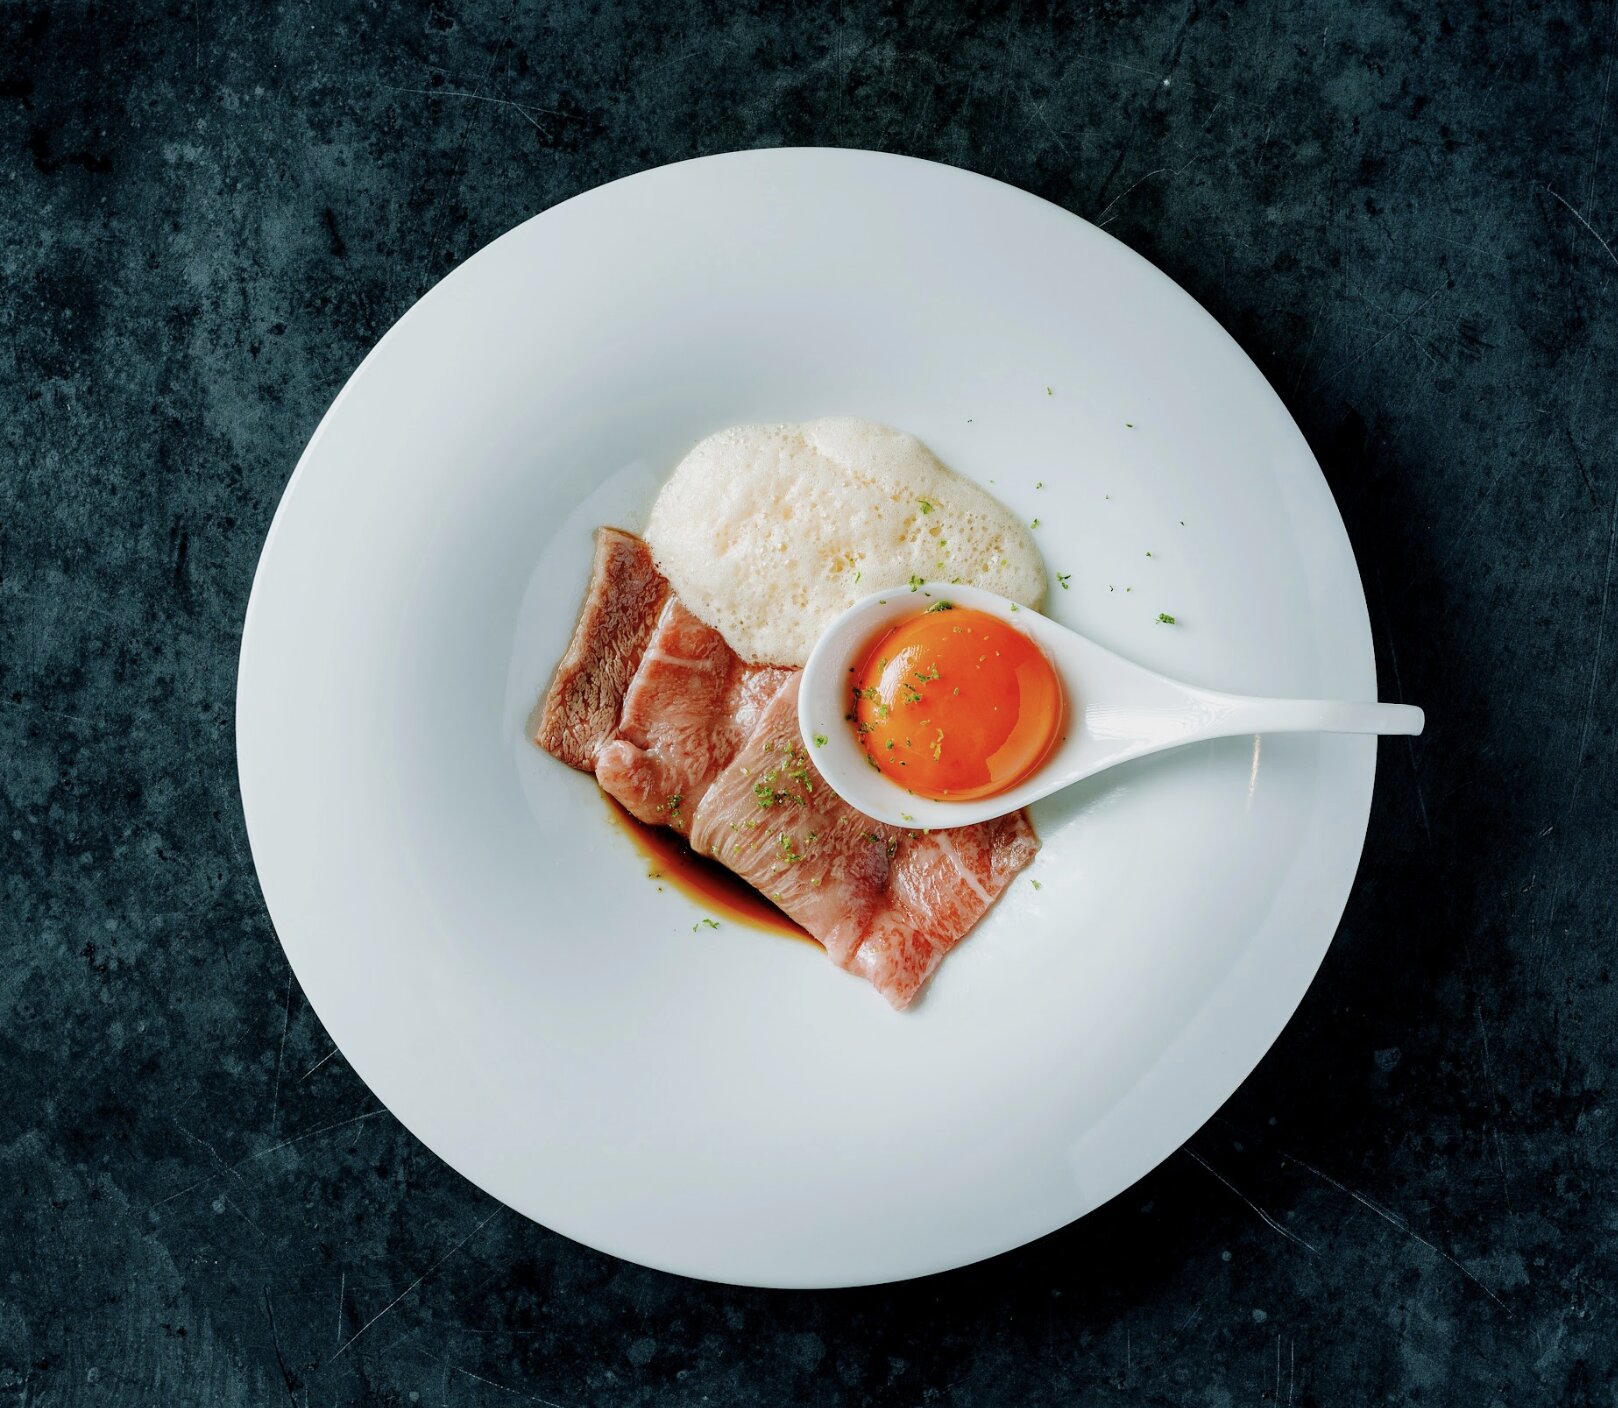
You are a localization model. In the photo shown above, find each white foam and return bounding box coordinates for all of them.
[645,418,1047,666]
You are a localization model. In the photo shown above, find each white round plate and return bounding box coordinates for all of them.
[237,149,1376,1288]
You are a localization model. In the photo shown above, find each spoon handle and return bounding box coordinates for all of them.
[1203,696,1425,737]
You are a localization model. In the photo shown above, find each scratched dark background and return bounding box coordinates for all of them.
[2,0,1615,1403]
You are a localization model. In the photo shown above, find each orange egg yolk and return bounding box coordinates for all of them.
[850,604,1065,801]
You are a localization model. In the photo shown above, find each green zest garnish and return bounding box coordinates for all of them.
[754,750,813,807]
[785,750,814,794]
[918,499,934,514]
[1030,518,1041,529]
[1156,612,1177,624]
[1057,573,1071,589]
[924,600,953,613]
[813,732,828,747]
[908,575,924,591]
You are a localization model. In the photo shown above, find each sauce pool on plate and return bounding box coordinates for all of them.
[851,604,1065,801]
[603,796,811,941]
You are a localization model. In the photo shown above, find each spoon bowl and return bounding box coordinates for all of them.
[799,583,1424,829]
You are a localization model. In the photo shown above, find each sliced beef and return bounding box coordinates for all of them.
[536,529,1040,1008]
[687,674,1039,1008]
[689,675,904,967]
[534,527,668,771]
[596,598,794,831]
[847,813,1039,1006]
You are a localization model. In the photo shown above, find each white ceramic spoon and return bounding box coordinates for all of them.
[799,582,1424,830]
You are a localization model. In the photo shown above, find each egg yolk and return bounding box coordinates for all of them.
[850,604,1065,801]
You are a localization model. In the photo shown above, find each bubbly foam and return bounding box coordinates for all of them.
[644,418,1047,665]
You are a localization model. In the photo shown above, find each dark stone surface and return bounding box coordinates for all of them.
[2,0,1615,1402]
